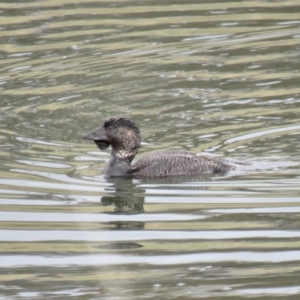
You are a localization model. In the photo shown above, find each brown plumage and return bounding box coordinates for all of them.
[83,117,242,178]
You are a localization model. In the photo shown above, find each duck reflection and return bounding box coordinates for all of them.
[100,173,218,230]
[101,177,145,213]
[139,172,216,185]
[101,173,216,212]
[101,177,145,229]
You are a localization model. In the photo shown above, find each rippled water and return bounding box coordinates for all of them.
[1,0,300,299]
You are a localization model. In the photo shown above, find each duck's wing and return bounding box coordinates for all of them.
[130,150,234,177]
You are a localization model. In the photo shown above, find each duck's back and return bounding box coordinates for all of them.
[131,150,234,178]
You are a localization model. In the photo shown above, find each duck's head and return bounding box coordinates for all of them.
[84,117,141,159]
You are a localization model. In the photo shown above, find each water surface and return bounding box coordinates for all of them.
[1,0,300,299]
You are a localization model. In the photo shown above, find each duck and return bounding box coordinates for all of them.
[83,117,243,178]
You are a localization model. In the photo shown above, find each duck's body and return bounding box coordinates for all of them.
[84,117,241,178]
[130,150,234,177]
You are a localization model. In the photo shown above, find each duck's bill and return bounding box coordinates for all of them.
[83,126,110,150]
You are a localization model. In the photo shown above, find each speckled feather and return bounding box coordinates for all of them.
[130,150,234,177]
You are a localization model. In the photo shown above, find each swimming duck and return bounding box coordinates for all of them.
[84,117,241,178]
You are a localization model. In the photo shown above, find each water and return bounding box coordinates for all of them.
[1,0,300,299]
